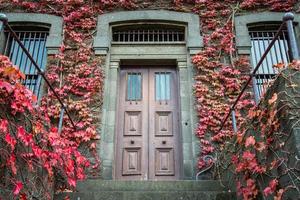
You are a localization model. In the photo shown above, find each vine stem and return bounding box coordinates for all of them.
[270,147,300,194]
[229,2,240,69]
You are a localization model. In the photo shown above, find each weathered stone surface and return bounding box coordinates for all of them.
[54,180,236,200]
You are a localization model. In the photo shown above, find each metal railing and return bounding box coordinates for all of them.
[219,12,300,134]
[0,14,76,131]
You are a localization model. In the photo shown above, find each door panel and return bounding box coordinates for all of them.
[116,68,148,180]
[148,68,180,180]
[115,66,181,180]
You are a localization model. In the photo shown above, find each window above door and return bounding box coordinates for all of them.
[93,10,203,55]
[112,23,185,44]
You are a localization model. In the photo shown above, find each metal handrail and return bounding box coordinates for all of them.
[0,14,76,131]
[218,12,299,134]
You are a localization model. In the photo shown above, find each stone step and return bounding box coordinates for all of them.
[54,180,237,200]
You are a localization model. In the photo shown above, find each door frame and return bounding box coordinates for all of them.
[94,10,203,181]
[99,55,199,180]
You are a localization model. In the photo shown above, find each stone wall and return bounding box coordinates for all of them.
[218,68,300,199]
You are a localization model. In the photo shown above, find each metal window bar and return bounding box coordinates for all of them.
[249,28,290,100]
[218,13,299,135]
[0,14,76,131]
[3,30,48,99]
[112,29,185,43]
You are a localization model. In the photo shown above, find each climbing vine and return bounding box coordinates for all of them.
[0,0,299,199]
[231,62,300,199]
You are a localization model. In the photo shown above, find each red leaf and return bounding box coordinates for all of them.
[17,126,26,138]
[63,196,70,200]
[7,154,17,175]
[67,178,76,187]
[13,181,23,195]
[0,80,13,93]
[0,119,8,133]
[242,151,255,160]
[263,187,272,197]
[269,179,278,191]
[5,133,16,151]
[17,126,33,146]
[32,145,42,157]
[19,193,27,200]
[264,179,278,197]
[245,136,256,147]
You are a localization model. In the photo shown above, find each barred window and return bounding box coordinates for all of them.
[1,25,49,98]
[112,24,185,43]
[249,23,290,99]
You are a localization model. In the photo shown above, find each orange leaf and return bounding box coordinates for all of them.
[236,133,244,144]
[256,142,266,152]
[273,63,285,69]
[268,93,278,105]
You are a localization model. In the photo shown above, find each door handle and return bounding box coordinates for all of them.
[130,140,135,144]
[162,141,166,145]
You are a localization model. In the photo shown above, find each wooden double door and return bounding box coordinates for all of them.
[115,66,181,180]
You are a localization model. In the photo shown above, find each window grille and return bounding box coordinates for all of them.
[249,24,290,99]
[2,26,49,98]
[112,24,185,43]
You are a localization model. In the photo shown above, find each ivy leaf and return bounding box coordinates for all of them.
[242,151,255,160]
[264,179,278,197]
[0,119,8,133]
[245,136,256,147]
[236,133,244,144]
[19,193,27,200]
[13,181,23,196]
[255,142,266,152]
[263,186,272,197]
[273,63,285,69]
[274,189,284,200]
[7,154,17,175]
[67,178,76,187]
[5,133,16,151]
[0,80,13,93]
[268,93,278,105]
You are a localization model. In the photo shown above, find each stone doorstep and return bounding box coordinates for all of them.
[54,179,236,200]
[74,180,232,192]
[55,191,237,200]
[54,180,236,200]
